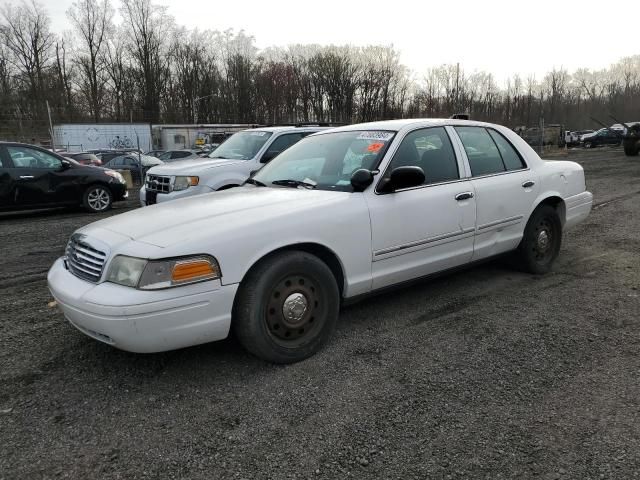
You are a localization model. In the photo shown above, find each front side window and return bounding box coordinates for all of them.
[384,127,459,186]
[261,133,305,162]
[7,147,62,169]
[254,130,395,192]
[209,131,274,160]
[455,127,506,177]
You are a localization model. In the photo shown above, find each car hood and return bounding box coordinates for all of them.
[81,186,352,248]
[148,158,245,174]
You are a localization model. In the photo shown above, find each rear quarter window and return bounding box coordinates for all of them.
[487,129,526,170]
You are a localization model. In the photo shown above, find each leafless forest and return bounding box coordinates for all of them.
[2,0,640,141]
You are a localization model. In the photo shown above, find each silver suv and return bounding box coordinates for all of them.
[140,125,329,206]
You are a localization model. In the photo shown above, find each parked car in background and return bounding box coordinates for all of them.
[49,119,592,363]
[88,148,142,163]
[63,152,103,166]
[565,130,594,147]
[157,150,201,162]
[0,142,127,213]
[103,154,163,184]
[580,128,621,148]
[145,150,165,158]
[140,125,329,206]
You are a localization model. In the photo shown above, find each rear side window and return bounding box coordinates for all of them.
[455,127,505,176]
[487,129,526,170]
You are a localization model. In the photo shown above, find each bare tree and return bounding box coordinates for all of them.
[0,0,54,119]
[67,0,114,121]
[120,0,172,122]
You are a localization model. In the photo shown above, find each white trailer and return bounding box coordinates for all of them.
[53,123,153,152]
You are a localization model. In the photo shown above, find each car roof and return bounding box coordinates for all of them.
[323,118,505,133]
[242,126,333,134]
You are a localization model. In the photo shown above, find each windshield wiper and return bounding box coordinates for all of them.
[245,178,266,187]
[209,156,228,159]
[271,179,316,189]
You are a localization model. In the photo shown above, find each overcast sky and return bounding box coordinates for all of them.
[45,0,638,83]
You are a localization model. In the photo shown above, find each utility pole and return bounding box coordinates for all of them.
[46,100,55,149]
[540,116,545,155]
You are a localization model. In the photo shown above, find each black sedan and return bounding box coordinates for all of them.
[0,142,128,213]
[581,129,622,148]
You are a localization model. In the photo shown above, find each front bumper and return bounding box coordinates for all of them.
[110,182,128,202]
[47,258,238,353]
[139,185,214,207]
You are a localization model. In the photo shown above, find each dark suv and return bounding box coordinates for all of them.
[0,142,128,213]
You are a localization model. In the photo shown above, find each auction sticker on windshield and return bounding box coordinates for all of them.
[250,131,269,136]
[357,131,394,141]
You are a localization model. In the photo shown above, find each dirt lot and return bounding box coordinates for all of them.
[1,149,639,479]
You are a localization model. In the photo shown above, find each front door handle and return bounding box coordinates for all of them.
[19,175,34,180]
[522,180,535,188]
[455,192,474,201]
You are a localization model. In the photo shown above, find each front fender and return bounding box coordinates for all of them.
[207,174,252,190]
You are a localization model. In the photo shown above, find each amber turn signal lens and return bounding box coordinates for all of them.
[171,259,217,283]
[187,176,199,186]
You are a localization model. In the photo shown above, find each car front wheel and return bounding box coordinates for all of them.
[233,251,340,363]
[515,204,562,274]
[83,185,113,213]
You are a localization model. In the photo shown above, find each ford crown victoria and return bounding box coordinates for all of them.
[48,119,593,363]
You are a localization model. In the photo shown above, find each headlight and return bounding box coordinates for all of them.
[106,254,220,289]
[106,256,147,287]
[105,169,126,183]
[173,176,199,191]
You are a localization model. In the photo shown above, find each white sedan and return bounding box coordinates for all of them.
[48,119,593,363]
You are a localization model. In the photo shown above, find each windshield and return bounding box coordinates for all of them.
[253,130,395,192]
[208,131,273,160]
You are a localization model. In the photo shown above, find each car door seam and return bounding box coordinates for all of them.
[373,228,475,258]
[476,215,524,231]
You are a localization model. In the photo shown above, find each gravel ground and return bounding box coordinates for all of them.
[1,149,639,479]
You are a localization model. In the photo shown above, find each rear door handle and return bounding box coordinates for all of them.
[455,192,474,201]
[19,175,34,180]
[522,180,535,188]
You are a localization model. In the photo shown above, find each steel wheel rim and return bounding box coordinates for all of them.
[532,218,554,263]
[265,274,323,347]
[88,188,110,211]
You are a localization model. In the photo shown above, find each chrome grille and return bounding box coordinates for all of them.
[65,234,107,283]
[145,174,171,193]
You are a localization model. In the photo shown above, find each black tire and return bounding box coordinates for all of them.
[82,184,113,213]
[584,141,592,149]
[623,142,639,156]
[232,251,340,364]
[515,205,562,274]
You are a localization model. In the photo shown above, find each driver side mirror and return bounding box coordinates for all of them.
[260,150,281,163]
[60,159,71,170]
[350,169,374,192]
[378,166,425,193]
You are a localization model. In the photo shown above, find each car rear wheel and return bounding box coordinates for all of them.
[584,141,592,149]
[233,251,340,364]
[83,185,113,213]
[623,142,639,156]
[515,205,562,274]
